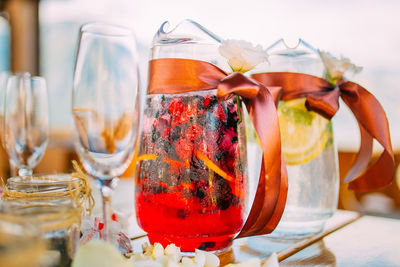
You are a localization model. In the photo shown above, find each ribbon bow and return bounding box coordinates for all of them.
[252,72,395,191]
[148,58,288,238]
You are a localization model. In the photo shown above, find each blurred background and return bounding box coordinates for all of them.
[0,0,399,217]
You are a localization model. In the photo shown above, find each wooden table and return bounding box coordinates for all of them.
[109,178,400,266]
[280,215,400,266]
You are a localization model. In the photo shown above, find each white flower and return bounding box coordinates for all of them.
[194,249,219,267]
[319,51,362,83]
[165,244,182,262]
[219,39,268,73]
[152,243,165,258]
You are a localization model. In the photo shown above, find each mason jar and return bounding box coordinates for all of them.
[3,174,83,266]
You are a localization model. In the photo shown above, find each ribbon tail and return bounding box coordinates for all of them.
[236,86,288,238]
[340,81,395,191]
[343,123,373,184]
[254,156,288,235]
[348,150,395,192]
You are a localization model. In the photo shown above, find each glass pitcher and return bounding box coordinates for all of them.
[260,39,339,238]
[135,20,248,252]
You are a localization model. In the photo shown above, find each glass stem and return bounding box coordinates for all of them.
[99,179,115,243]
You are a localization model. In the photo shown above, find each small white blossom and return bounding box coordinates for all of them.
[319,51,362,83]
[219,39,268,73]
[165,244,182,262]
[152,243,165,258]
[194,251,206,267]
[195,249,220,267]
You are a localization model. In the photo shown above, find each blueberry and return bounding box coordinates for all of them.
[231,136,238,143]
[226,113,238,130]
[195,188,205,199]
[198,242,215,250]
[216,198,231,210]
[207,97,218,110]
[214,177,233,210]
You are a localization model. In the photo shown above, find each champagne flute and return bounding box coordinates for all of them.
[72,23,140,242]
[4,73,48,177]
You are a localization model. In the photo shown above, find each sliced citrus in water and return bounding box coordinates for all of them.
[278,98,330,165]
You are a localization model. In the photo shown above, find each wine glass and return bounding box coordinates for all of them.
[72,22,140,242]
[3,73,48,177]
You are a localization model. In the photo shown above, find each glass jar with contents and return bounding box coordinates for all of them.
[2,198,80,267]
[3,174,85,267]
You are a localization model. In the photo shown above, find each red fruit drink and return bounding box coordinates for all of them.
[135,92,248,251]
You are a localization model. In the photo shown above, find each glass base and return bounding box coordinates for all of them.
[147,233,234,252]
[246,235,297,255]
[268,219,326,240]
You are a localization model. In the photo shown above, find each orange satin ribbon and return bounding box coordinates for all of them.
[148,58,288,238]
[252,72,395,192]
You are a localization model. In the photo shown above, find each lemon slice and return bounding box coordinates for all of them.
[278,98,330,165]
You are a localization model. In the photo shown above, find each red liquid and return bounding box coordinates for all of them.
[136,93,247,251]
[136,191,244,251]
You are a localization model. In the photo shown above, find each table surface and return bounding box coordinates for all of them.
[107,178,400,266]
[283,215,400,267]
